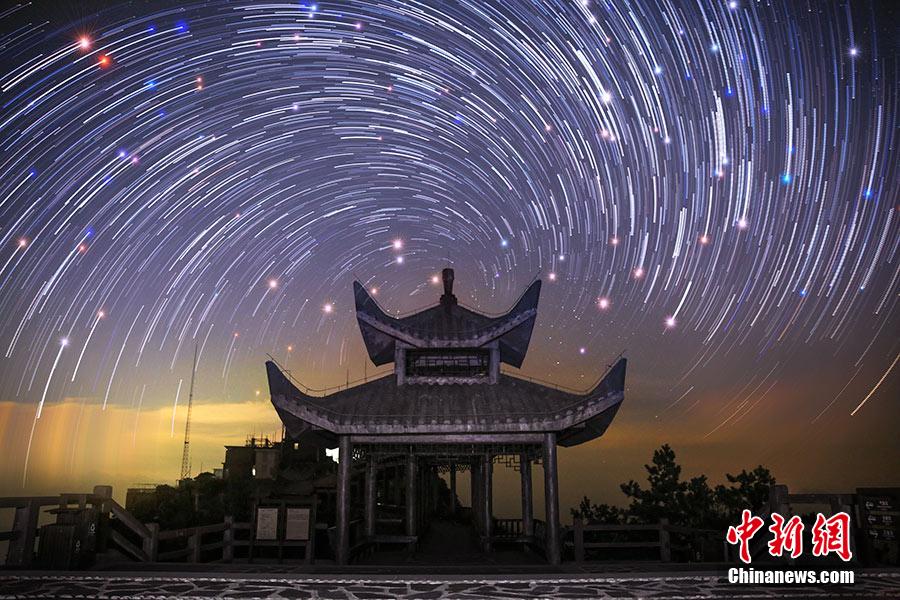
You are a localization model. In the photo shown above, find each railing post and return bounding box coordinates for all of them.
[659,518,671,562]
[6,499,39,567]
[143,523,159,562]
[573,517,585,563]
[223,516,234,563]
[189,529,201,562]
[768,484,789,516]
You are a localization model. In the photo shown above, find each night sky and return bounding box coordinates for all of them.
[0,0,897,516]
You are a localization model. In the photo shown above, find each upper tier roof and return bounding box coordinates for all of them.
[355,269,541,367]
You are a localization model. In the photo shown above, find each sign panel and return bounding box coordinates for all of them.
[255,507,279,540]
[857,488,900,566]
[285,507,311,541]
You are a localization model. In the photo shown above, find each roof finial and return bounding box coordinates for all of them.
[440,267,457,307]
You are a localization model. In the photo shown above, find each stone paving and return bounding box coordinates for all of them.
[0,571,899,599]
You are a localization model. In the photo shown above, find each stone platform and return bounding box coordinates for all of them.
[1,570,898,599]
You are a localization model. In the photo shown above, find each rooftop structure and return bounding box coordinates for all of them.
[266,268,627,564]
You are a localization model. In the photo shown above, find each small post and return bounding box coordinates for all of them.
[189,529,201,562]
[222,516,234,563]
[6,499,39,567]
[574,517,585,563]
[768,484,789,516]
[659,518,671,562]
[93,485,113,554]
[143,523,159,562]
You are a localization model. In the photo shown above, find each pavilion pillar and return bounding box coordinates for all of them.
[405,452,417,538]
[520,452,534,537]
[543,432,561,565]
[431,466,439,517]
[449,464,457,515]
[336,435,352,565]
[482,454,493,551]
[472,461,482,533]
[392,466,402,506]
[365,457,376,539]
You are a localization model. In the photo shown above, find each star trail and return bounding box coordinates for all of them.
[0,0,896,496]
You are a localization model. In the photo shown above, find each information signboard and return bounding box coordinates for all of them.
[255,506,279,541]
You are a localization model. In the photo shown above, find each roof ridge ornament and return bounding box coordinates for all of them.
[440,267,457,308]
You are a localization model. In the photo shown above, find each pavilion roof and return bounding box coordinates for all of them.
[354,275,541,367]
[266,358,626,447]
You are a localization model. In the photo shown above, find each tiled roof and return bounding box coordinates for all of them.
[354,277,541,366]
[267,358,626,446]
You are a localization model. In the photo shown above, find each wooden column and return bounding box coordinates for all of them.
[365,457,376,539]
[449,464,457,515]
[336,435,352,565]
[543,432,561,565]
[482,454,493,551]
[520,452,534,537]
[405,452,417,537]
[392,466,402,506]
[472,461,482,533]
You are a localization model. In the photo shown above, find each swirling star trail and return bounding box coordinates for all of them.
[0,0,896,500]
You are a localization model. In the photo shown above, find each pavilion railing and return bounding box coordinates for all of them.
[493,518,523,539]
[268,347,626,398]
[569,518,724,563]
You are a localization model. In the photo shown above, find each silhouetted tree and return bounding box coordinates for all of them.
[573,444,776,529]
[570,496,625,524]
[713,466,777,526]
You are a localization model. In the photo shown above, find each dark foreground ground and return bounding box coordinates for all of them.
[0,570,898,599]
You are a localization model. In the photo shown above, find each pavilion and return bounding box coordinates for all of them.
[266,268,626,564]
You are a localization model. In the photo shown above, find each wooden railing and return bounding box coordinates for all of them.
[743,484,861,563]
[149,517,251,563]
[493,518,524,539]
[1,495,62,567]
[1,487,254,567]
[570,518,723,563]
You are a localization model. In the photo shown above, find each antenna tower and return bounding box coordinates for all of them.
[180,343,198,481]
